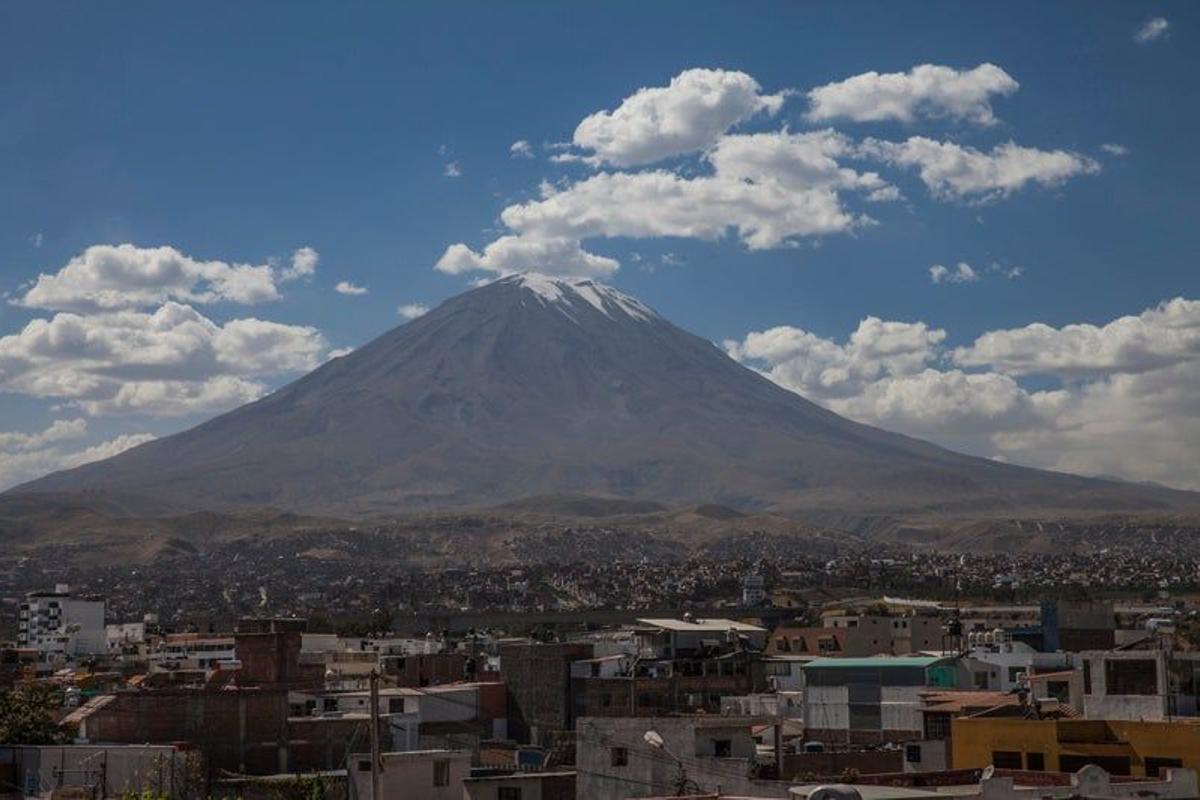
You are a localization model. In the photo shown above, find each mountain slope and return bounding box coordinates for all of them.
[10,274,1197,516]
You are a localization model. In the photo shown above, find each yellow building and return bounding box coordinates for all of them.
[952,718,1200,777]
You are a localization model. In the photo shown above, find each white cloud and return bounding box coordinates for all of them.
[510,139,534,159]
[30,232,44,248]
[806,63,1019,126]
[861,137,1100,201]
[398,303,429,320]
[930,262,979,284]
[438,66,1101,279]
[0,302,328,417]
[279,246,318,282]
[439,130,884,278]
[1100,143,1129,156]
[953,297,1200,378]
[18,243,318,312]
[727,297,1200,489]
[444,162,462,178]
[1134,17,1169,44]
[335,281,369,296]
[0,418,87,453]
[0,421,155,491]
[569,68,787,167]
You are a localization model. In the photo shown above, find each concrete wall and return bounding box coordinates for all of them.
[464,772,576,800]
[577,716,793,799]
[0,745,190,799]
[74,689,290,775]
[803,685,849,731]
[348,749,471,800]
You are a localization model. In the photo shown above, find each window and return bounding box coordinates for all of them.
[610,747,628,767]
[1104,659,1158,696]
[1026,752,1045,771]
[1008,667,1025,683]
[713,739,732,758]
[923,713,951,740]
[974,672,990,690]
[388,698,404,713]
[323,698,338,712]
[992,751,1022,769]
[905,744,922,763]
[357,760,371,772]
[1083,659,1092,694]
[432,759,449,786]
[498,789,522,800]
[591,662,601,677]
[1145,757,1183,778]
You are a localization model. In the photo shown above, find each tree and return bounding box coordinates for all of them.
[0,683,71,745]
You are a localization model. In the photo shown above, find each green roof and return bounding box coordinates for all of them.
[801,656,949,670]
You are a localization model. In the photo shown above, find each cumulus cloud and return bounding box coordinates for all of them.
[860,137,1100,201]
[1134,17,1169,44]
[444,161,462,178]
[18,244,318,312]
[930,262,979,284]
[280,247,318,281]
[439,130,885,278]
[438,65,1102,279]
[335,281,369,296]
[397,303,429,320]
[0,302,328,417]
[510,140,534,159]
[807,63,1019,126]
[0,418,88,453]
[568,68,788,167]
[0,420,155,491]
[953,297,1200,378]
[727,297,1200,489]
[1101,143,1129,156]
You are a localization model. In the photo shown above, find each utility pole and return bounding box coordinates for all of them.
[369,669,382,800]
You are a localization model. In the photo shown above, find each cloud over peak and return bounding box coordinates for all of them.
[570,68,788,167]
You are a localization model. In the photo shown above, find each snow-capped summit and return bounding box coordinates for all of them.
[496,272,659,322]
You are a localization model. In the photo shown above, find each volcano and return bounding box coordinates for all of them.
[10,274,1196,517]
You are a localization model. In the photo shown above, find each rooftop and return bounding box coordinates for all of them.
[636,617,766,633]
[803,656,949,670]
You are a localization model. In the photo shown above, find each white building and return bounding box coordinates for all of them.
[961,630,1071,691]
[18,585,105,658]
[150,635,236,671]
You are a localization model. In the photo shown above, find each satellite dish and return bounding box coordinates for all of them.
[982,766,995,781]
[643,730,665,750]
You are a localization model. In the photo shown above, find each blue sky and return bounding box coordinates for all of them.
[1,2,1198,490]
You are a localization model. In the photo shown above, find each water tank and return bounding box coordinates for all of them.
[804,786,864,800]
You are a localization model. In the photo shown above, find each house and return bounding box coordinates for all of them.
[572,619,768,719]
[348,749,471,800]
[952,717,1200,777]
[1078,647,1200,720]
[576,715,792,799]
[463,769,576,800]
[17,585,106,659]
[801,656,958,745]
[959,629,1071,692]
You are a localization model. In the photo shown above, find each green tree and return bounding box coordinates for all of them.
[0,684,71,745]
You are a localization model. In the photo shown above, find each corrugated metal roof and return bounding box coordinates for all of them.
[801,656,949,669]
